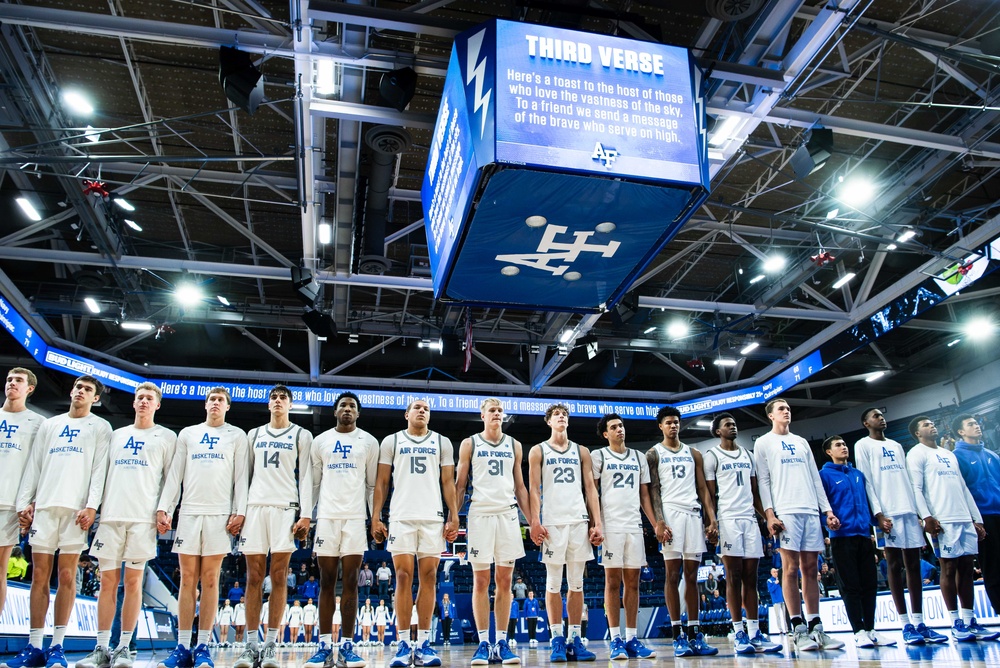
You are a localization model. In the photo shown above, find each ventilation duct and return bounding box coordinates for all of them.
[359,126,411,275]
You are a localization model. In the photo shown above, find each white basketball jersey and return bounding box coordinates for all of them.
[906,443,982,524]
[653,442,700,515]
[247,424,314,512]
[102,424,177,523]
[469,433,518,516]
[703,445,755,521]
[539,441,589,526]
[379,430,455,523]
[312,426,380,520]
[158,422,249,517]
[592,446,649,534]
[854,436,919,518]
[0,408,43,510]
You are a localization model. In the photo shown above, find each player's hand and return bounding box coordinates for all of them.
[705,520,718,544]
[371,519,388,544]
[226,514,245,536]
[529,521,548,546]
[589,525,603,546]
[922,516,941,536]
[875,513,893,533]
[156,510,172,534]
[18,503,34,532]
[293,518,311,541]
[974,522,986,540]
[826,513,841,531]
[75,508,96,531]
[765,511,784,537]
[443,517,459,543]
[656,520,674,543]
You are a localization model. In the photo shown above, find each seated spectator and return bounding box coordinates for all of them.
[228,581,245,605]
[299,575,320,600]
[710,590,726,610]
[7,546,28,581]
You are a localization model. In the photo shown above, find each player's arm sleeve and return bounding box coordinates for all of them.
[639,453,651,483]
[702,450,717,481]
[365,437,379,516]
[590,449,602,480]
[86,420,113,510]
[378,436,394,465]
[161,430,178,492]
[853,443,883,516]
[16,420,48,511]
[753,443,774,512]
[808,447,832,513]
[297,429,314,518]
[157,431,187,515]
[905,451,931,519]
[440,435,455,467]
[310,436,323,519]
[232,430,250,515]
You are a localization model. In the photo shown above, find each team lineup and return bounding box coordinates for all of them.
[1,369,998,668]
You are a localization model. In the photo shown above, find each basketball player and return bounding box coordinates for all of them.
[527,404,602,663]
[0,368,42,622]
[7,375,111,668]
[855,408,944,644]
[591,414,657,661]
[371,399,459,667]
[234,385,313,668]
[79,383,177,668]
[646,406,717,658]
[906,416,995,642]
[754,398,843,652]
[454,398,530,665]
[156,387,249,668]
[702,413,780,655]
[305,391,378,668]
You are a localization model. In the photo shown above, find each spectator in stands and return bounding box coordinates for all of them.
[298,575,319,601]
[297,563,309,585]
[7,547,27,581]
[702,571,718,597]
[711,589,726,610]
[228,581,245,606]
[920,558,937,585]
[376,562,392,599]
[524,591,540,647]
[286,569,296,597]
[508,598,519,644]
[439,593,456,646]
[512,577,527,601]
[358,562,373,601]
[640,563,654,595]
[699,594,710,615]
[820,563,837,592]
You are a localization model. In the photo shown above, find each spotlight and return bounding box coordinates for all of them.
[174,283,204,307]
[896,228,917,243]
[315,59,336,95]
[378,67,418,112]
[740,342,759,355]
[763,255,786,273]
[886,243,898,251]
[124,219,142,232]
[121,321,153,331]
[713,358,738,367]
[62,90,94,115]
[418,339,444,352]
[749,274,765,285]
[318,223,332,245]
[947,338,961,347]
[708,115,741,147]
[113,198,135,212]
[217,295,231,307]
[865,371,885,383]
[83,125,101,143]
[643,326,657,335]
[291,266,320,306]
[15,197,41,221]
[302,306,337,340]
[831,272,856,289]
[219,46,265,115]
[696,420,713,428]
[667,322,689,339]
[838,177,876,207]
[84,297,101,314]
[965,317,995,341]
[559,329,575,344]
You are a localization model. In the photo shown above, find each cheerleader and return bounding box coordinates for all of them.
[233,596,247,646]
[332,595,343,642]
[303,597,318,646]
[288,599,304,646]
[358,598,375,646]
[374,599,390,646]
[279,602,291,646]
[262,597,270,639]
[217,599,234,647]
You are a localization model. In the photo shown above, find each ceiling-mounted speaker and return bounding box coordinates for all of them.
[291,266,319,305]
[219,46,265,114]
[302,307,338,339]
[790,128,834,179]
[379,67,418,112]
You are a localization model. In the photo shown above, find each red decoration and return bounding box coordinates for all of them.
[82,180,110,200]
[686,358,705,372]
[810,251,835,267]
[957,263,974,276]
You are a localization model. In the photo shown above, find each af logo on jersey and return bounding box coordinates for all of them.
[332,441,353,459]
[125,437,144,455]
[200,433,220,449]
[60,425,81,443]
[0,420,18,439]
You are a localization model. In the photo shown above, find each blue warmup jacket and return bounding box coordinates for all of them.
[523,598,540,617]
[953,441,1000,516]
[818,462,872,538]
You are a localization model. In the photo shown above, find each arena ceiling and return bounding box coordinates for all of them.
[2,0,1000,440]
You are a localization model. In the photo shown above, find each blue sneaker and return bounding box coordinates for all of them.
[549,637,567,663]
[952,620,975,642]
[304,645,333,668]
[43,646,66,668]
[733,630,755,655]
[968,619,1000,641]
[495,640,519,665]
[917,623,948,644]
[902,624,925,645]
[609,638,628,661]
[191,644,213,668]
[1,644,46,668]
[389,641,412,668]
[673,634,693,658]
[689,633,718,656]
[336,641,365,668]
[749,630,782,653]
[471,642,491,666]
[413,641,440,667]
[565,636,595,661]
[624,637,655,659]
[157,646,192,668]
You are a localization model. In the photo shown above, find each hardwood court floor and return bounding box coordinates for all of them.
[79,634,1000,668]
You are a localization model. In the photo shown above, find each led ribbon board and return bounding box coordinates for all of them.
[422,19,710,312]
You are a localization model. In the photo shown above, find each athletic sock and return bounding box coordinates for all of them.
[949,610,959,622]
[672,621,683,638]
[689,624,699,637]
[97,631,112,649]
[53,626,67,646]
[478,630,489,643]
[178,630,193,648]
[732,619,745,633]
[960,608,973,624]
[418,629,430,645]
[496,631,507,643]
[747,619,760,636]
[118,632,133,650]
[806,614,820,632]
[568,625,581,640]
[611,629,621,641]
[266,629,278,644]
[910,613,924,625]
[29,629,43,648]
[790,616,804,630]
[625,628,636,642]
[319,634,332,647]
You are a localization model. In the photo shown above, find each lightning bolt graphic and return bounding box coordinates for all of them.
[465,29,492,139]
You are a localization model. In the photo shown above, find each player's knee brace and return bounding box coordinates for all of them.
[545,563,563,594]
[566,561,585,592]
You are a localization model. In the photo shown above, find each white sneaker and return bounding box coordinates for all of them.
[811,624,845,650]
[854,631,875,648]
[868,630,897,647]
[792,625,819,651]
